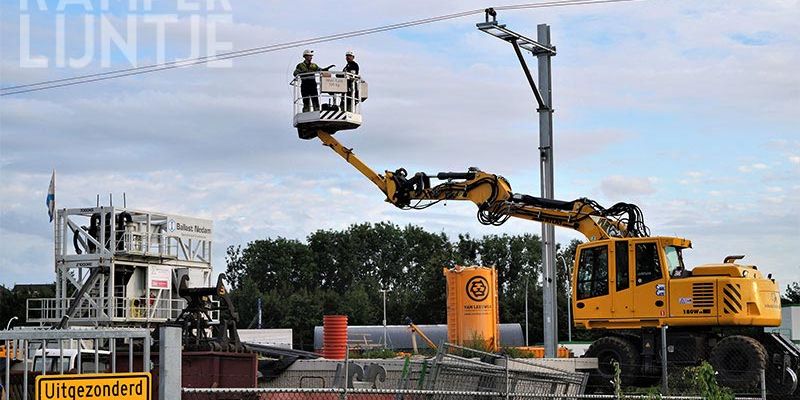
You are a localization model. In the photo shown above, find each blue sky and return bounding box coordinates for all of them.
[1,1,798,289]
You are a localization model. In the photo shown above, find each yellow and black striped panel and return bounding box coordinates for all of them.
[722,283,743,314]
[320,110,348,120]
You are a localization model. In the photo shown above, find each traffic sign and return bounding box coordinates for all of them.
[36,372,151,400]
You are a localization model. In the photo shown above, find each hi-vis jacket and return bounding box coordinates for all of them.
[294,62,320,80]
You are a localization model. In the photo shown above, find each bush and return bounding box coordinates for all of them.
[349,348,398,359]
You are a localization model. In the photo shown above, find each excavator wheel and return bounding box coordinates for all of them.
[585,336,640,392]
[709,335,767,391]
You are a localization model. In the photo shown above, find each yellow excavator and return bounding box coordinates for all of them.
[301,127,800,395]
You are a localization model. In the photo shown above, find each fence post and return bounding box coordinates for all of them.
[22,339,30,400]
[158,324,182,400]
[505,354,510,400]
[4,339,10,400]
[661,325,669,395]
[760,368,766,400]
[143,331,151,372]
[343,344,349,400]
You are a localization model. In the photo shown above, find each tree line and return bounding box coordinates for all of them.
[224,222,800,350]
[225,221,583,350]
[1,221,798,351]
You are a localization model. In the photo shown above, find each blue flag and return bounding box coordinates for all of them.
[46,171,55,222]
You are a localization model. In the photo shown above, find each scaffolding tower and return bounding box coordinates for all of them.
[27,206,214,327]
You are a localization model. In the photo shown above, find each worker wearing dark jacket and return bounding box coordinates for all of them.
[343,50,359,75]
[294,49,320,112]
[342,50,360,111]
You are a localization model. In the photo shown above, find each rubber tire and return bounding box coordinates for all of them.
[709,335,767,391]
[585,336,640,392]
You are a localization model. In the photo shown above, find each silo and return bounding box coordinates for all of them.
[444,265,500,351]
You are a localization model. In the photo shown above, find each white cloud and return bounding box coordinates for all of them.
[738,163,770,173]
[763,196,784,204]
[599,175,657,197]
[790,155,800,164]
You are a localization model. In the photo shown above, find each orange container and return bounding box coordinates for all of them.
[322,315,348,359]
[444,266,500,351]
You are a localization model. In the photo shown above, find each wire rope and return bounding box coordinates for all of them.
[0,0,640,96]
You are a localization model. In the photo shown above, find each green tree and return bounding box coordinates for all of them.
[229,277,262,328]
[475,234,542,342]
[392,225,451,325]
[783,281,800,305]
[224,222,588,350]
[0,285,25,326]
[0,284,54,326]
[453,234,480,265]
[225,237,317,292]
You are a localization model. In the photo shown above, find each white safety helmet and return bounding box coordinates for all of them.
[345,50,355,57]
[303,49,314,56]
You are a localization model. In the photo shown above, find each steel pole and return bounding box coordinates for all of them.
[567,277,572,342]
[382,289,388,348]
[525,278,529,346]
[559,256,572,342]
[537,23,558,358]
[257,297,262,329]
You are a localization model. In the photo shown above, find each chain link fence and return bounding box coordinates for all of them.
[1,328,152,400]
[181,388,765,400]
[180,341,796,400]
[428,343,586,395]
[581,359,772,398]
[582,352,800,399]
[582,331,800,398]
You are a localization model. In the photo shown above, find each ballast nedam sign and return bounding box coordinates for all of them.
[36,372,151,400]
[165,214,213,241]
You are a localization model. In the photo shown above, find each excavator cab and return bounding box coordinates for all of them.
[292,71,368,140]
[571,237,782,329]
[572,237,795,393]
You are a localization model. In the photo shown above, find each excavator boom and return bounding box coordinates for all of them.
[316,130,649,241]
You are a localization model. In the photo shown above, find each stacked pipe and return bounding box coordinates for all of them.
[322,315,348,359]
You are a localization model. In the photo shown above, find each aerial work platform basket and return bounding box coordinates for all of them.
[292,71,367,139]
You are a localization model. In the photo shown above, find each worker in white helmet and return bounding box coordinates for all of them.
[341,50,360,111]
[294,49,321,112]
[343,50,359,75]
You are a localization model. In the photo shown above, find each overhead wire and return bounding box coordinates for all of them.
[0,0,640,97]
[0,8,479,94]
[0,0,599,91]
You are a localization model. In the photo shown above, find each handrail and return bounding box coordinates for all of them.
[290,70,360,84]
[25,297,220,323]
